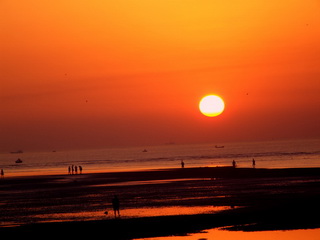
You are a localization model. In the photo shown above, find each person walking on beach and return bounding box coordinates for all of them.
[232,160,237,168]
[252,158,256,168]
[112,195,120,218]
[1,169,4,179]
[79,166,83,174]
[181,160,185,168]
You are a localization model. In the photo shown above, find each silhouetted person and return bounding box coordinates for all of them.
[181,160,185,168]
[79,166,83,174]
[75,166,78,174]
[1,169,4,179]
[68,166,71,175]
[232,160,237,168]
[252,158,256,168]
[112,195,120,218]
[72,165,74,175]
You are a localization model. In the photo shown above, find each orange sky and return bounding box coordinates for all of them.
[1,0,320,151]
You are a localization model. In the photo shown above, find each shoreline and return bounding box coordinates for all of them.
[1,167,320,238]
[2,166,320,180]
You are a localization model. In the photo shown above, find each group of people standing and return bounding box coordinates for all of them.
[68,165,83,175]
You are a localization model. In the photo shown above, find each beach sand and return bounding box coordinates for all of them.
[1,167,320,238]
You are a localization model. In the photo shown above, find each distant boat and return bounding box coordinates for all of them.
[15,158,23,163]
[10,150,23,154]
[142,149,148,152]
[215,145,225,148]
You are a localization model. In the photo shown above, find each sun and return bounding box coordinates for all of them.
[199,95,225,117]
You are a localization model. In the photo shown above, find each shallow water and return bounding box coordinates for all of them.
[2,206,233,226]
[136,228,320,240]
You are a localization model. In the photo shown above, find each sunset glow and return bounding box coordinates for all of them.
[1,0,319,150]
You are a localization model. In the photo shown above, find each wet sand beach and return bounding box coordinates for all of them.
[1,167,320,238]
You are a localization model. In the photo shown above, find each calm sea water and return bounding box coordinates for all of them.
[0,139,319,176]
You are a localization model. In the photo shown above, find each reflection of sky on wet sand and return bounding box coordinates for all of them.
[32,206,233,224]
[90,178,212,187]
[136,228,320,240]
[116,205,232,218]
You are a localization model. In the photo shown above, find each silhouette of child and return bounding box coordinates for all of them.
[112,195,120,218]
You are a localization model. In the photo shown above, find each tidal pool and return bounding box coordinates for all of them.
[134,228,320,240]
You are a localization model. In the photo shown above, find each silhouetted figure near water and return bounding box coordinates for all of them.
[181,160,185,168]
[232,160,237,168]
[68,166,71,175]
[1,169,4,179]
[75,166,78,174]
[112,195,120,218]
[79,166,83,174]
[72,165,74,175]
[252,158,256,168]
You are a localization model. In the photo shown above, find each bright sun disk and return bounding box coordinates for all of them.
[199,95,225,117]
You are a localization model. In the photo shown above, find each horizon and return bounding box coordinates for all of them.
[1,137,319,154]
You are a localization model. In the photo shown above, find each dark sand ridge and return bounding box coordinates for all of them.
[1,167,320,238]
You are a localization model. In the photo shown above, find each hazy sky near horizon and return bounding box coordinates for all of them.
[1,0,320,151]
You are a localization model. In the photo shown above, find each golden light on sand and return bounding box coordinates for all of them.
[199,95,225,117]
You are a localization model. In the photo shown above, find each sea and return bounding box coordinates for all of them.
[0,138,319,177]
